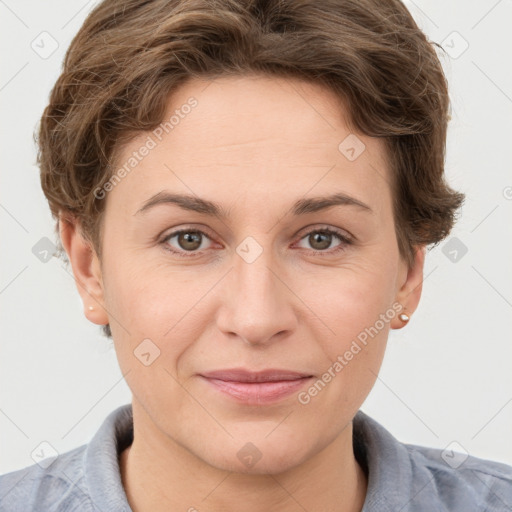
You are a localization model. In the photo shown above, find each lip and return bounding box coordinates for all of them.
[199,368,314,404]
[200,368,313,382]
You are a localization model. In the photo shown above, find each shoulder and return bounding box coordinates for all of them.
[353,410,512,511]
[0,444,94,511]
[0,404,133,512]
[405,442,512,510]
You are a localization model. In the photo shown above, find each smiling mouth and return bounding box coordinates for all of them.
[199,368,314,404]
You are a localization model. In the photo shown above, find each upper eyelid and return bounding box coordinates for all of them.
[161,226,216,244]
[296,225,352,240]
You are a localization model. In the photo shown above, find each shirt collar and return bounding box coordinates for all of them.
[85,404,133,511]
[353,410,423,512]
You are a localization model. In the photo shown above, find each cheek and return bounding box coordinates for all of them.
[103,250,191,332]
[106,265,205,424]
[104,258,218,371]
[294,257,398,397]
[295,272,392,422]
[299,257,398,342]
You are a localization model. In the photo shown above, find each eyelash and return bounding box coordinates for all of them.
[159,226,353,258]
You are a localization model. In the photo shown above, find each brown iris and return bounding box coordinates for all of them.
[308,232,332,251]
[178,231,202,251]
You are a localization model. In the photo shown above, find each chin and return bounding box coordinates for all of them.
[199,438,308,476]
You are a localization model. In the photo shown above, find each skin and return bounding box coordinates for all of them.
[60,74,425,512]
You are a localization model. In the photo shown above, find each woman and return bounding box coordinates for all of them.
[1,0,511,510]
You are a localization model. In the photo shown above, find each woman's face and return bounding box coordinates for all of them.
[67,74,424,473]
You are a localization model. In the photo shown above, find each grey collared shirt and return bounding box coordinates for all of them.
[1,404,511,511]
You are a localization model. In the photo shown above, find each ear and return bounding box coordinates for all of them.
[390,245,426,329]
[59,214,109,326]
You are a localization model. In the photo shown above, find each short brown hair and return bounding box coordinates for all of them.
[38,0,464,337]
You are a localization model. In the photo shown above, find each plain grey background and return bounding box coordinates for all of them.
[1,0,511,474]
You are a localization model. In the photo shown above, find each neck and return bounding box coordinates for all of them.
[119,402,368,512]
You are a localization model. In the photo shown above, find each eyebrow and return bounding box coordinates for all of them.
[134,191,373,218]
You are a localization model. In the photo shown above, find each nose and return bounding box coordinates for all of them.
[215,246,298,346]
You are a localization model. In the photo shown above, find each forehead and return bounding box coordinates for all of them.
[108,75,391,217]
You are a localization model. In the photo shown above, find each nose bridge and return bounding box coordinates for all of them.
[235,247,278,305]
[217,237,296,344]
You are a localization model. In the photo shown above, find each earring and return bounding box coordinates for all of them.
[88,305,95,311]
[398,312,410,324]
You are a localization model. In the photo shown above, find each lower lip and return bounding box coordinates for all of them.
[201,376,313,404]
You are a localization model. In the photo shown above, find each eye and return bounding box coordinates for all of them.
[295,227,352,255]
[161,228,213,257]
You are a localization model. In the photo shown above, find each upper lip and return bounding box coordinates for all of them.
[200,368,313,383]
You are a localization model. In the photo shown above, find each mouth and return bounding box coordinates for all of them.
[199,368,314,404]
